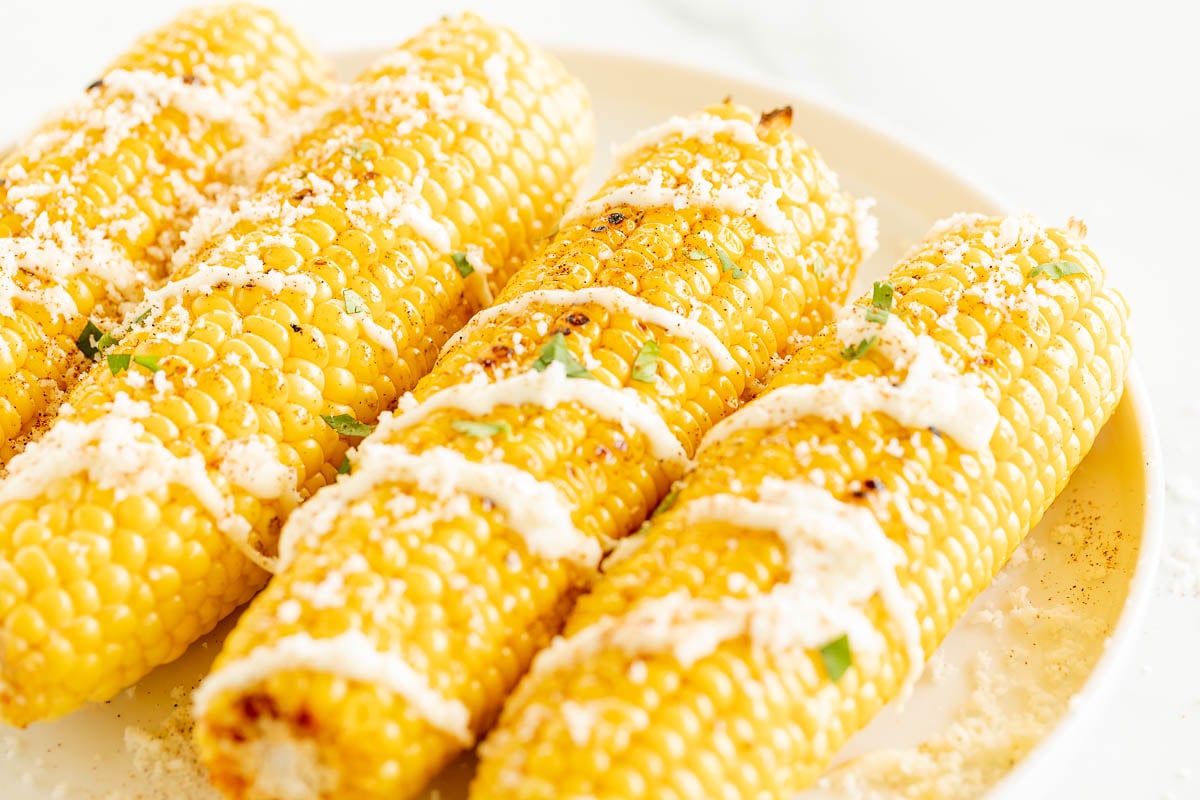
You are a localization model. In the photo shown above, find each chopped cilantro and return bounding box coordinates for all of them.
[865,281,894,324]
[652,486,680,517]
[343,288,368,315]
[687,248,709,261]
[106,353,161,375]
[321,413,375,437]
[341,140,379,164]
[632,339,660,383]
[716,247,745,279]
[337,455,351,475]
[532,333,593,379]
[106,354,131,375]
[94,329,122,351]
[76,320,106,360]
[451,251,474,278]
[133,355,161,372]
[840,336,878,362]
[819,634,852,682]
[452,419,511,438]
[1028,260,1084,280]
[813,252,826,278]
[78,310,155,361]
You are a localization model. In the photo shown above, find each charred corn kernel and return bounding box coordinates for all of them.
[194,101,872,800]
[0,12,593,727]
[0,4,332,462]
[474,215,1131,799]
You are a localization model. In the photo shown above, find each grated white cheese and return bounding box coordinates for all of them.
[218,437,300,505]
[100,69,263,143]
[701,305,999,454]
[194,631,473,746]
[440,286,738,373]
[481,54,509,96]
[343,184,451,253]
[0,225,141,319]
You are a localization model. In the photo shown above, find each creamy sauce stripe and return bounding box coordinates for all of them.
[440,286,739,373]
[378,361,689,468]
[701,306,999,453]
[194,631,473,746]
[514,480,924,726]
[0,393,275,571]
[276,445,597,570]
[565,172,789,233]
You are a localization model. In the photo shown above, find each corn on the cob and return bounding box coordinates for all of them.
[0,4,332,461]
[472,214,1131,799]
[0,12,593,727]
[193,100,873,800]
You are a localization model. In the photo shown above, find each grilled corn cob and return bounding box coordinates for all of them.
[193,100,873,800]
[0,12,593,727]
[472,214,1131,799]
[0,4,332,460]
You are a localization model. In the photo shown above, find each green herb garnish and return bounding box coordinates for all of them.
[840,336,878,362]
[865,281,894,324]
[106,354,131,375]
[78,309,155,361]
[341,140,379,164]
[632,339,660,383]
[337,455,351,475]
[321,414,375,438]
[452,419,511,438]
[76,320,106,360]
[813,253,826,278]
[106,353,161,375]
[343,288,368,315]
[716,247,745,279]
[532,333,593,379]
[819,634,852,682]
[1028,260,1084,280]
[133,355,161,372]
[687,248,709,261]
[451,251,474,279]
[653,486,680,517]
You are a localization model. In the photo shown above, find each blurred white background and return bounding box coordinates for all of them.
[2,1,1198,795]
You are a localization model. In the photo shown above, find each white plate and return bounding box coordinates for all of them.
[0,47,1163,800]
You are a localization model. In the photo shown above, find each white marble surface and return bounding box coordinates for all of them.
[2,0,1198,796]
